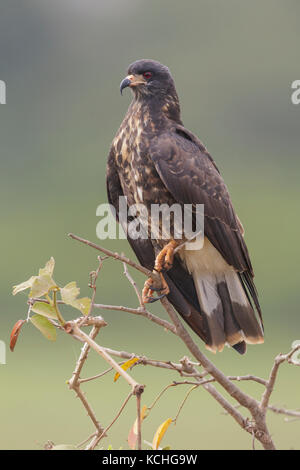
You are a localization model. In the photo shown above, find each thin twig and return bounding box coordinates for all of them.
[123,260,144,307]
[88,257,103,314]
[93,303,177,335]
[98,347,204,377]
[173,385,198,424]
[260,345,300,413]
[136,391,142,450]
[148,383,176,412]
[79,363,125,384]
[267,405,300,420]
[68,325,106,436]
[68,233,158,281]
[86,392,133,450]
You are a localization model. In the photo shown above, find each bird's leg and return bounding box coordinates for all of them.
[154,239,178,272]
[142,272,169,304]
[142,240,179,304]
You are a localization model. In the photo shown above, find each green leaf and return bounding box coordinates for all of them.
[31,301,58,319]
[12,276,36,296]
[61,281,80,303]
[12,258,57,298]
[30,314,56,341]
[61,281,91,315]
[29,274,57,298]
[74,297,91,315]
[39,257,55,277]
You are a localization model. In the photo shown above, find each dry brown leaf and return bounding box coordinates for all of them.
[10,319,26,352]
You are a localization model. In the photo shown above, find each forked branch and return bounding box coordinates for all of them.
[43,234,300,450]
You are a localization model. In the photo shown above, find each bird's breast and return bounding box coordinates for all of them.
[112,106,171,208]
[111,103,178,248]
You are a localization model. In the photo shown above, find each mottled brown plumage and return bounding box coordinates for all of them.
[106,59,264,354]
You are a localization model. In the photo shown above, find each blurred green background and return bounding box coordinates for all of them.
[1,0,300,450]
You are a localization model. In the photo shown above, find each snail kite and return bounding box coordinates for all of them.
[106,59,264,354]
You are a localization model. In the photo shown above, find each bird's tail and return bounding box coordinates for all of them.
[190,267,264,354]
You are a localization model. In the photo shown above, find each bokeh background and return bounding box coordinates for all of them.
[1,0,300,450]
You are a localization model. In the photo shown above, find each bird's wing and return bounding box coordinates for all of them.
[149,126,252,274]
[149,126,262,325]
[106,148,208,338]
[106,149,155,271]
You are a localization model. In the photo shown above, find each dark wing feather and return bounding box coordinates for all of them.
[106,148,209,339]
[149,127,252,274]
[149,126,262,322]
[106,149,155,271]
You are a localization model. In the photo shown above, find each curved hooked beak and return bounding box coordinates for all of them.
[120,76,132,95]
[120,74,146,95]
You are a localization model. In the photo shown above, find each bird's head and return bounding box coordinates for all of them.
[120,59,177,101]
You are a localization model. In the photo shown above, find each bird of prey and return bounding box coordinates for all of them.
[106,59,264,354]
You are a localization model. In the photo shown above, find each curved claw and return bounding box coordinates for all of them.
[142,271,170,305]
[150,285,167,292]
[147,293,167,303]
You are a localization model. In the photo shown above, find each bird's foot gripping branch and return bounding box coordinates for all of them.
[11,233,300,450]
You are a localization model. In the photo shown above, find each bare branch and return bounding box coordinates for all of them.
[67,324,106,436]
[93,303,177,335]
[85,256,104,318]
[99,347,205,378]
[202,382,249,430]
[136,390,142,451]
[65,321,144,394]
[36,235,300,450]
[123,260,144,307]
[260,344,300,413]
[268,405,300,420]
[79,364,125,384]
[68,233,158,281]
[159,297,277,449]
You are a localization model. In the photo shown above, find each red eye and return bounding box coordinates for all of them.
[143,71,152,79]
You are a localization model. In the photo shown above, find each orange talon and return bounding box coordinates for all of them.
[142,278,155,304]
[154,240,178,272]
[142,241,178,303]
[142,272,170,304]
